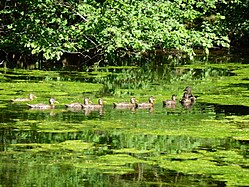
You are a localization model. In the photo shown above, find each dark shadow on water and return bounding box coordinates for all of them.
[200,102,249,116]
[229,82,249,89]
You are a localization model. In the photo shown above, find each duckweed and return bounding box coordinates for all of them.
[1,60,249,186]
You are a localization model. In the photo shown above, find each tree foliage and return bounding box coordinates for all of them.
[0,0,247,64]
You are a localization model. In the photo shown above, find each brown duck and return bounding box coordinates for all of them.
[65,98,90,108]
[82,98,104,109]
[27,98,58,109]
[163,95,177,108]
[113,97,136,108]
[179,87,197,105]
[11,93,36,102]
[136,96,155,108]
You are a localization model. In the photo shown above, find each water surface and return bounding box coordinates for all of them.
[0,55,249,186]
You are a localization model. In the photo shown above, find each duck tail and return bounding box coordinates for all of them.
[135,103,139,108]
[162,100,166,106]
[26,103,32,108]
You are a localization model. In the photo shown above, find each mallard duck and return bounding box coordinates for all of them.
[82,98,104,109]
[113,97,136,108]
[179,87,197,105]
[136,96,155,108]
[180,87,196,100]
[11,93,36,102]
[163,95,177,107]
[27,98,58,109]
[65,98,90,108]
[65,102,82,108]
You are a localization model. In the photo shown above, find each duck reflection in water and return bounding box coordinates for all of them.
[83,107,104,116]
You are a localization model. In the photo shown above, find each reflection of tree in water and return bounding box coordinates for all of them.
[96,60,230,96]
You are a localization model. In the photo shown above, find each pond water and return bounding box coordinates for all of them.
[0,52,249,186]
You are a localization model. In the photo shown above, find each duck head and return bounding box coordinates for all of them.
[149,96,155,104]
[29,93,37,100]
[98,98,104,105]
[184,86,192,94]
[171,95,177,101]
[130,97,136,104]
[49,98,59,105]
[84,98,91,105]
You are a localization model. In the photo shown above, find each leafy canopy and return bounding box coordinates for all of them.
[0,0,246,62]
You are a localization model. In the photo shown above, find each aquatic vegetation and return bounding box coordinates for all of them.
[12,140,93,152]
[1,60,249,186]
[153,150,249,186]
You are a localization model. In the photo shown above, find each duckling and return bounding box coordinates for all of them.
[163,95,177,108]
[11,93,36,102]
[136,96,155,108]
[82,98,104,109]
[27,98,58,109]
[65,102,82,108]
[113,97,136,108]
[65,98,90,108]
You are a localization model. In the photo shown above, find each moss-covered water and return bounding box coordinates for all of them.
[1,56,249,186]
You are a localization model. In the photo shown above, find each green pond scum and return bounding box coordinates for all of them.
[1,58,249,186]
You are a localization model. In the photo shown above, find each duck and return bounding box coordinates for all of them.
[65,98,90,108]
[11,93,36,102]
[27,98,58,109]
[136,96,155,108]
[65,102,82,108]
[163,95,177,108]
[83,102,104,116]
[113,97,136,108]
[82,98,104,109]
[179,87,197,105]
